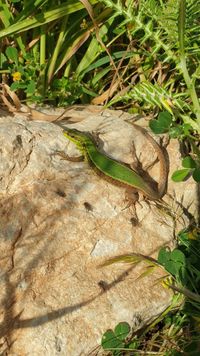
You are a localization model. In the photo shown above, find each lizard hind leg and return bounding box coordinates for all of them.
[123,187,140,225]
[124,187,153,226]
[124,187,139,207]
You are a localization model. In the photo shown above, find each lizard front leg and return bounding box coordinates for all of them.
[54,151,84,162]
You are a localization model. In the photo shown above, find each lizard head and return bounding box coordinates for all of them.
[63,128,94,148]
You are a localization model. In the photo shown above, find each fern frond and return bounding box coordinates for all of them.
[138,0,200,57]
[111,81,191,114]
[184,0,200,56]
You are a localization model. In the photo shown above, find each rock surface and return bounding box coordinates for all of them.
[0,106,197,355]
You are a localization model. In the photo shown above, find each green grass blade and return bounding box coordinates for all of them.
[0,0,13,28]
[0,0,98,38]
[47,16,69,83]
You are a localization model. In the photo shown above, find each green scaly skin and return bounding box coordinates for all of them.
[63,128,167,201]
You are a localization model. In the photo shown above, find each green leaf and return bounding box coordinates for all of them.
[25,80,36,94]
[158,247,171,266]
[170,249,185,264]
[158,249,186,277]
[114,322,130,341]
[171,168,191,182]
[5,46,18,65]
[101,329,124,350]
[164,260,177,276]
[158,111,172,127]
[193,168,200,182]
[10,82,26,91]
[149,119,165,134]
[149,111,172,134]
[182,156,196,169]
[0,53,7,68]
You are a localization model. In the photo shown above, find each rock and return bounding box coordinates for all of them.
[0,106,197,355]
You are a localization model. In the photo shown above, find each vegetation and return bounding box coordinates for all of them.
[100,227,200,355]
[0,0,200,180]
[0,0,200,354]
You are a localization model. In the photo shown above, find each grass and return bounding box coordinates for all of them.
[1,0,200,179]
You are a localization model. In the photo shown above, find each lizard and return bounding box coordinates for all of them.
[57,124,168,202]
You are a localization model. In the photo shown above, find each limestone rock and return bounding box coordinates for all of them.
[0,106,197,355]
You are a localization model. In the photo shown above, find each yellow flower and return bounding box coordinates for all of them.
[12,71,21,81]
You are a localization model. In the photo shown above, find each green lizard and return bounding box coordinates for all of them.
[60,125,168,201]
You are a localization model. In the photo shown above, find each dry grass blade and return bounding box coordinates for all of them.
[92,81,120,104]
[0,83,21,112]
[0,85,60,121]
[79,0,122,99]
[28,109,59,122]
[55,31,91,75]
[98,253,159,268]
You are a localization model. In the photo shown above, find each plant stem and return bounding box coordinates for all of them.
[178,0,200,131]
[39,27,46,96]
